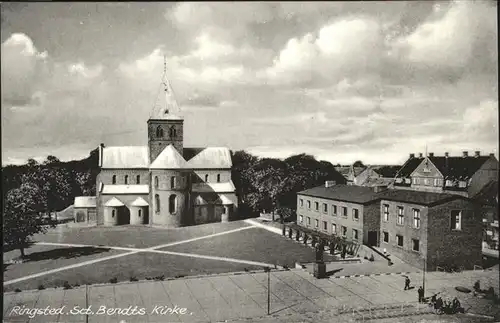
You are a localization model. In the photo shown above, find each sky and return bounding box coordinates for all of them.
[1,1,498,166]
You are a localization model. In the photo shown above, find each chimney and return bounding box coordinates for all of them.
[445,152,449,158]
[409,153,415,158]
[462,151,468,158]
[325,181,336,188]
[474,151,480,157]
[418,153,423,158]
[99,143,105,167]
[428,152,434,157]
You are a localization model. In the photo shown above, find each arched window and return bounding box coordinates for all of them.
[154,176,159,188]
[169,126,176,138]
[138,209,142,217]
[136,175,140,184]
[155,194,160,213]
[170,176,176,189]
[205,174,209,182]
[124,175,128,184]
[169,194,177,214]
[156,126,163,138]
[217,174,221,183]
[112,209,116,217]
[112,175,116,184]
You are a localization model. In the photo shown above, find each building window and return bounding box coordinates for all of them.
[352,208,359,221]
[413,178,418,185]
[136,175,140,184]
[323,203,328,213]
[307,200,311,209]
[169,194,177,214]
[154,176,159,188]
[383,204,389,222]
[332,223,337,234]
[459,181,467,188]
[397,207,404,225]
[424,178,430,185]
[112,175,116,184]
[156,126,163,138]
[315,219,319,228]
[112,209,116,218]
[353,229,359,241]
[217,174,221,183]
[383,231,389,243]
[341,226,347,237]
[396,234,403,247]
[405,178,411,184]
[412,239,420,252]
[451,210,462,230]
[314,202,319,211]
[342,207,348,217]
[413,209,421,229]
[138,209,142,217]
[124,175,128,185]
[299,199,303,208]
[170,176,176,189]
[323,221,327,230]
[332,205,337,216]
[155,194,160,213]
[307,217,311,226]
[434,178,439,186]
[205,174,209,182]
[169,126,176,138]
[299,215,303,223]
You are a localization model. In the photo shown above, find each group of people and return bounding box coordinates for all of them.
[404,276,464,315]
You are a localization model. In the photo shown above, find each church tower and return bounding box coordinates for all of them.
[148,56,184,163]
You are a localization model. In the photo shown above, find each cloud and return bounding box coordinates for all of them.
[68,62,103,79]
[463,99,499,141]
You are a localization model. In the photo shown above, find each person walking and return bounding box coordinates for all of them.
[418,286,424,303]
[404,276,411,290]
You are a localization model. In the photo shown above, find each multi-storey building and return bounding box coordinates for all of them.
[94,67,237,227]
[296,182,382,246]
[393,151,498,197]
[378,189,483,270]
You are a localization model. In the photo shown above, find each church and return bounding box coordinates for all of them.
[94,62,237,227]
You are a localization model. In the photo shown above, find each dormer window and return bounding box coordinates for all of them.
[156,126,163,138]
[458,181,467,188]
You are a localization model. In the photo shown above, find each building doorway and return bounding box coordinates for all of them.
[118,207,131,225]
[368,231,378,246]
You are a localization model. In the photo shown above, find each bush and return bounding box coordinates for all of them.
[369,254,375,262]
[109,277,118,284]
[15,288,22,293]
[63,281,72,290]
[487,287,495,295]
[37,284,45,290]
[129,276,138,282]
[154,275,165,281]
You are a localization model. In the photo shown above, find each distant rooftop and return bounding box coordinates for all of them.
[298,184,379,205]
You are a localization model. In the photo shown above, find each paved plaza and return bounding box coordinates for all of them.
[4,267,499,323]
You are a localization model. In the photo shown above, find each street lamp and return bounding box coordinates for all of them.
[264,266,271,315]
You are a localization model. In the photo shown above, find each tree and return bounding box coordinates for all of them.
[3,182,55,258]
[353,160,365,168]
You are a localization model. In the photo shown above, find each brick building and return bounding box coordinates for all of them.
[378,189,483,271]
[296,182,382,246]
[393,151,498,198]
[94,68,237,227]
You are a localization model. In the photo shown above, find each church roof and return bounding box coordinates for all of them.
[102,146,149,169]
[150,62,183,120]
[102,185,149,194]
[192,181,236,193]
[130,197,149,206]
[186,147,232,169]
[104,197,125,207]
[150,144,188,169]
[218,194,233,205]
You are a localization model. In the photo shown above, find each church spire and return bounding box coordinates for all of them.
[150,55,182,120]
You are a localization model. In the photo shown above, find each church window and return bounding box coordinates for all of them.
[138,209,142,217]
[156,126,163,138]
[124,175,128,184]
[112,175,116,184]
[169,194,177,214]
[170,176,176,189]
[217,174,221,183]
[136,175,140,184]
[155,194,160,213]
[154,176,159,188]
[169,126,176,138]
[205,174,209,182]
[112,209,116,217]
